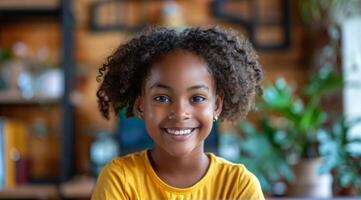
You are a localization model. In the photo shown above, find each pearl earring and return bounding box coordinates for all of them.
[136,109,143,119]
[213,115,218,122]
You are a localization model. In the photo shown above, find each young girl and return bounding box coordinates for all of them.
[92,26,264,200]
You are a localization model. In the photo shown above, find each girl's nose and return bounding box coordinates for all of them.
[168,100,190,121]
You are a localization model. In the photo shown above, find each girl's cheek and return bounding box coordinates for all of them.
[145,104,166,120]
[198,103,214,119]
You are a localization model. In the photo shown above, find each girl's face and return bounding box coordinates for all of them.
[136,49,223,157]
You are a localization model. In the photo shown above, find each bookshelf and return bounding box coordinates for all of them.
[0,0,75,197]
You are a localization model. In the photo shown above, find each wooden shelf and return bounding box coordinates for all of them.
[0,184,58,199]
[0,0,60,19]
[0,92,60,105]
[0,177,95,199]
[0,0,59,8]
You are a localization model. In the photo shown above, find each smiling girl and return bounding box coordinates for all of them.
[92,26,264,200]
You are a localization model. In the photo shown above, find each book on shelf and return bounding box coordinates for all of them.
[0,118,29,190]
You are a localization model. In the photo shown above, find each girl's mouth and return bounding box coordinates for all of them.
[161,128,197,141]
[163,128,196,135]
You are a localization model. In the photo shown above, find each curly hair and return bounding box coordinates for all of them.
[96,26,263,122]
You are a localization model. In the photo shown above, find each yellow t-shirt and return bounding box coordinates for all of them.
[92,149,265,200]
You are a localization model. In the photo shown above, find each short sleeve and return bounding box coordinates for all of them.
[237,166,265,200]
[91,160,129,200]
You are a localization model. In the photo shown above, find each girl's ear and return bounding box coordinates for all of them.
[214,92,224,117]
[134,96,144,119]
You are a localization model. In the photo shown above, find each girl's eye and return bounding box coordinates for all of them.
[154,95,170,103]
[191,96,206,103]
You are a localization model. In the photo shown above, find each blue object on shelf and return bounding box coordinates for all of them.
[118,111,153,155]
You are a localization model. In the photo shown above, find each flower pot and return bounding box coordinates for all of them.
[287,158,332,197]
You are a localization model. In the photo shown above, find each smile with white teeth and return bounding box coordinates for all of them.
[164,128,194,135]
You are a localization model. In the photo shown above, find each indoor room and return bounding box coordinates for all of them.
[0,0,360,199]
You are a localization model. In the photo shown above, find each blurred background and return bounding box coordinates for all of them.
[0,0,360,199]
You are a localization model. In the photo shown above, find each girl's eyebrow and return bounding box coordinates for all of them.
[187,84,209,91]
[149,83,171,90]
[149,83,209,91]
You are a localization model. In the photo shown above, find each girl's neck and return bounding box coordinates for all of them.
[148,146,210,188]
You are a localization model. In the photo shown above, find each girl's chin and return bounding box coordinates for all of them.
[166,149,192,158]
[161,144,203,158]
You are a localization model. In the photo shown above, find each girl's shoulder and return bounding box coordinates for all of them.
[92,151,147,199]
[208,153,246,169]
